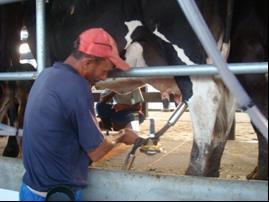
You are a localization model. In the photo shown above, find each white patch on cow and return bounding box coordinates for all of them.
[172,45,196,65]
[186,77,220,170]
[207,34,230,64]
[125,42,147,67]
[186,75,236,173]
[153,27,195,65]
[124,21,143,50]
[188,77,219,145]
[220,42,230,60]
[153,28,170,43]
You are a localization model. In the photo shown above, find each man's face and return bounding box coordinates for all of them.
[83,58,114,82]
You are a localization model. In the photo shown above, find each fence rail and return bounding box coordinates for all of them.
[0,62,267,81]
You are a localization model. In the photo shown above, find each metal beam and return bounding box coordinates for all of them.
[109,62,268,78]
[1,63,266,81]
[0,71,37,81]
[0,157,267,201]
[36,0,46,74]
[0,0,26,5]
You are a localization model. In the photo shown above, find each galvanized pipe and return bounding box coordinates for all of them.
[0,123,23,136]
[177,0,268,141]
[0,71,37,81]
[0,0,27,5]
[155,102,188,139]
[108,62,268,78]
[1,63,266,81]
[36,0,46,74]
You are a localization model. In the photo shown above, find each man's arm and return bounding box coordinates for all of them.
[88,128,139,162]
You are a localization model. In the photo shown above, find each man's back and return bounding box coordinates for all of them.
[22,62,103,192]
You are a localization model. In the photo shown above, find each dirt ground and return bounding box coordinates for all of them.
[0,112,258,180]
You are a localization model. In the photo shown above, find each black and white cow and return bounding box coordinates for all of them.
[0,0,267,180]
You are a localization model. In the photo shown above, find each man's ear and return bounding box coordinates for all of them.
[81,57,91,66]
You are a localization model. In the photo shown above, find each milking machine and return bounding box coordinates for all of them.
[122,102,188,170]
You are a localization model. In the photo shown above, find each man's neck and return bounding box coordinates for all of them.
[64,56,82,75]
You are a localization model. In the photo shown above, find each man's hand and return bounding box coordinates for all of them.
[88,129,140,162]
[116,128,140,145]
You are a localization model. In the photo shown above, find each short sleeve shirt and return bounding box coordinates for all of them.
[22,62,104,192]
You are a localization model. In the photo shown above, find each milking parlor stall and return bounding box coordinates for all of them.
[0,0,268,201]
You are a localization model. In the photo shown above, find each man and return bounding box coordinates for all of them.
[20,28,140,201]
[96,88,145,133]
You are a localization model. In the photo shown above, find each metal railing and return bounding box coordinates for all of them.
[0,0,26,4]
[108,62,268,78]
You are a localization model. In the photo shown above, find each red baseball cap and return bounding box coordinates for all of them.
[78,28,129,71]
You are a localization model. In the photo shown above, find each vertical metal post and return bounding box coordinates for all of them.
[36,0,45,74]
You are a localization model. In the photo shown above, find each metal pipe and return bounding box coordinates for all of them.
[177,0,268,141]
[36,0,45,74]
[0,63,267,81]
[0,72,37,81]
[149,119,155,138]
[0,62,267,81]
[155,102,188,139]
[0,123,23,136]
[0,0,27,5]
[108,62,268,78]
[167,102,187,126]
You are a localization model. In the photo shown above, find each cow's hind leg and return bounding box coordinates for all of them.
[206,87,236,177]
[246,78,268,180]
[185,77,236,177]
[2,101,20,158]
[247,124,268,180]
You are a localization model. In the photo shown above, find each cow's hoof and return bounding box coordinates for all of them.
[247,167,268,180]
[185,167,201,176]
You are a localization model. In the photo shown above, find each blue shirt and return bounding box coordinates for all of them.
[22,62,104,192]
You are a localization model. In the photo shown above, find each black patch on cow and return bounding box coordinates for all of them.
[175,76,193,102]
[129,24,195,103]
